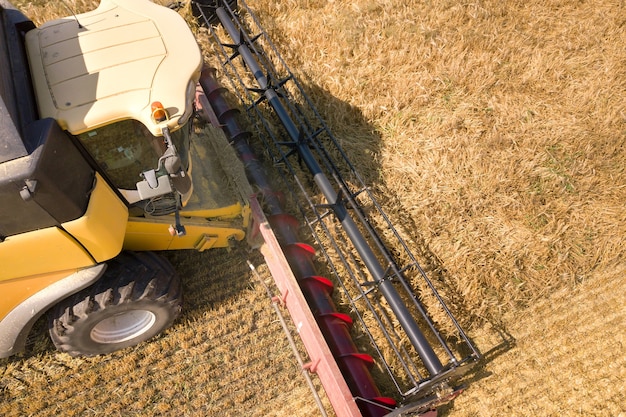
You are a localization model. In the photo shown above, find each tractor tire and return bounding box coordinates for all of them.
[48,251,182,357]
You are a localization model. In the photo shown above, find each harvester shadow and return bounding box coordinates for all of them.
[437,331,516,416]
[164,248,264,314]
[289,81,517,408]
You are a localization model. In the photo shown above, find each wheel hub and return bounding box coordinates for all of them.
[90,310,157,344]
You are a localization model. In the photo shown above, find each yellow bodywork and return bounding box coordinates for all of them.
[0,144,251,324]
[0,174,126,324]
[0,270,78,326]
[63,173,129,262]
[0,173,126,282]
[124,216,246,252]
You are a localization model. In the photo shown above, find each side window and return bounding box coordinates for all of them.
[77,120,166,190]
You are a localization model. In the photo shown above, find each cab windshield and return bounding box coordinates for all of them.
[77,119,190,191]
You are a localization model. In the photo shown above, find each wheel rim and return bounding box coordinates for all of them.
[90,310,157,344]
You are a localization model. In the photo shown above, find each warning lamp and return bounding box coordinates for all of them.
[151,101,168,122]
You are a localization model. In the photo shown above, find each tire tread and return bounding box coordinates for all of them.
[48,251,182,357]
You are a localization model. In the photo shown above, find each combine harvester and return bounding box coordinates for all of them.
[0,0,480,415]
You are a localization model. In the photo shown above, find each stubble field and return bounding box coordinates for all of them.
[1,0,625,416]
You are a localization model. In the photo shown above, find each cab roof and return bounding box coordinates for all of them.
[25,0,202,135]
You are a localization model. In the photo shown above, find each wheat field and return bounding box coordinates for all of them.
[1,0,624,416]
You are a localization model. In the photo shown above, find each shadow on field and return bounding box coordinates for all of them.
[269,80,518,407]
[163,247,264,314]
